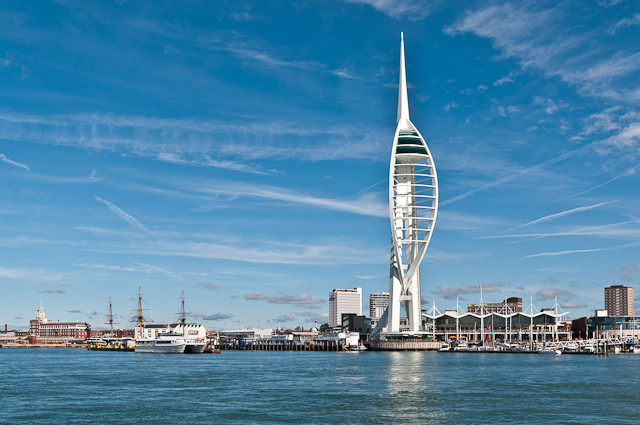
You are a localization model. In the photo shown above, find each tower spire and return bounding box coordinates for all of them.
[397,32,410,126]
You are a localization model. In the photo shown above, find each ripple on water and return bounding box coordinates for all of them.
[1,349,640,424]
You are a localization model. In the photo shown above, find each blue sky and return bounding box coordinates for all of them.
[1,0,639,330]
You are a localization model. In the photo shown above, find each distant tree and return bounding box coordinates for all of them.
[319,323,329,332]
[285,328,295,333]
[294,326,302,332]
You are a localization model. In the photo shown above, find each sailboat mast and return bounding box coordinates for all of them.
[109,292,114,338]
[181,286,186,336]
[480,284,484,345]
[138,281,143,338]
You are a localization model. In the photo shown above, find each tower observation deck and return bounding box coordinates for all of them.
[371,33,439,339]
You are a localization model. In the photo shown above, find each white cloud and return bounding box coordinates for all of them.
[275,313,297,322]
[433,282,504,300]
[171,178,388,218]
[443,102,459,112]
[560,302,587,309]
[345,0,440,21]
[94,197,148,232]
[0,153,29,170]
[494,73,515,86]
[0,112,389,168]
[244,292,323,307]
[203,313,233,321]
[610,13,640,33]
[535,287,573,302]
[298,311,329,324]
[445,3,640,100]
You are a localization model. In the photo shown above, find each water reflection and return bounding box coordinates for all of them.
[380,351,448,423]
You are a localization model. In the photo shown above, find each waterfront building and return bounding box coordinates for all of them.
[220,328,273,342]
[371,33,438,338]
[328,288,362,328]
[604,285,634,316]
[467,297,523,315]
[369,292,389,319]
[587,314,640,339]
[423,309,571,342]
[28,305,88,344]
[341,314,371,340]
[0,331,29,345]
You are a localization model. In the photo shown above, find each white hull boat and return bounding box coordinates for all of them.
[184,338,206,353]
[136,332,186,354]
[538,349,562,355]
[349,345,367,352]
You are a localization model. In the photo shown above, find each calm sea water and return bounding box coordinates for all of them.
[1,348,639,424]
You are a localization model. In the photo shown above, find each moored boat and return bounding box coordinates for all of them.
[135,331,186,354]
[349,344,367,352]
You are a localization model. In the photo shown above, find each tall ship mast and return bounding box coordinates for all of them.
[107,292,118,338]
[179,286,188,336]
[132,281,150,338]
[175,287,206,354]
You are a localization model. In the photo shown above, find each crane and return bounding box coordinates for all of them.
[267,320,276,334]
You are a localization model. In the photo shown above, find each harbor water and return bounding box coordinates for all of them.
[1,349,639,424]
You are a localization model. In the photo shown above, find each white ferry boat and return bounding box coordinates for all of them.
[135,331,187,354]
[182,334,206,353]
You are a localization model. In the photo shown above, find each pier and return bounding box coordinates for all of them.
[221,340,344,351]
[370,340,441,351]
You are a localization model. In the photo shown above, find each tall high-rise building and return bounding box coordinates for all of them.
[328,288,362,328]
[371,33,438,338]
[604,285,634,316]
[369,292,390,319]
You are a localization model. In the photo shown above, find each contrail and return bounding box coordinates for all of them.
[512,201,616,230]
[536,166,636,207]
[525,241,640,258]
[440,143,595,207]
[95,196,148,232]
[358,178,387,194]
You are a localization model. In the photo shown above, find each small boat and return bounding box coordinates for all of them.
[538,348,562,355]
[454,341,468,351]
[349,344,367,352]
[439,344,450,352]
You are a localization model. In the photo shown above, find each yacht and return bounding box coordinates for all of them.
[135,331,187,354]
[538,348,562,355]
[349,344,367,352]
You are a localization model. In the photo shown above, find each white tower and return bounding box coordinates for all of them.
[372,33,438,337]
[37,305,47,323]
